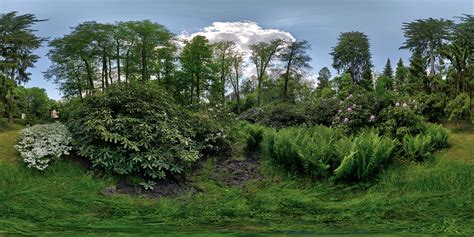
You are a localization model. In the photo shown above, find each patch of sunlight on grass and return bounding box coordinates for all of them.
[0,124,23,164]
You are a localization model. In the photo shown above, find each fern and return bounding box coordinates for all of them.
[334,130,395,181]
[402,134,434,161]
[423,123,449,149]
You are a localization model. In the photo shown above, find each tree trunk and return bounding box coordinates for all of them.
[108,57,112,84]
[283,58,292,101]
[125,47,130,82]
[116,40,121,83]
[257,78,262,106]
[196,73,200,105]
[81,56,94,91]
[103,53,108,89]
[7,89,13,125]
[190,76,194,106]
[141,39,147,84]
[429,48,435,77]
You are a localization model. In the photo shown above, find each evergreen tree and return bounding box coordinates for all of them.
[317,67,331,89]
[382,58,393,78]
[394,58,408,92]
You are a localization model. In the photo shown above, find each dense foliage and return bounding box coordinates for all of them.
[67,83,226,180]
[15,123,72,170]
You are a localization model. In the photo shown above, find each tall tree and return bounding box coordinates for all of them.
[408,47,427,94]
[228,51,244,114]
[401,18,453,76]
[125,20,172,83]
[383,58,393,78]
[317,67,331,89]
[279,40,312,101]
[180,35,214,106]
[213,41,235,104]
[330,31,372,84]
[250,38,283,106]
[442,15,473,95]
[0,12,46,124]
[394,58,408,92]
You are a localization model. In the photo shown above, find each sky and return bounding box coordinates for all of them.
[1,0,472,100]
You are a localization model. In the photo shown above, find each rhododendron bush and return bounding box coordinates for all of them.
[15,123,72,170]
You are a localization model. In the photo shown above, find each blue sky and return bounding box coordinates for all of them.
[1,0,472,100]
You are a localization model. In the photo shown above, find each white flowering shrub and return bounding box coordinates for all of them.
[15,123,72,170]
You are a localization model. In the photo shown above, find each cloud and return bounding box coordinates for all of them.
[178,21,297,80]
[178,21,295,54]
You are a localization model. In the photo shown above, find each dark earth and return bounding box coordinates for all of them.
[96,152,264,198]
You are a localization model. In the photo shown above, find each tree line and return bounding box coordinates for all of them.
[1,11,472,124]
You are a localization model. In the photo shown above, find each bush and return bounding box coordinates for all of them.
[190,111,229,156]
[67,83,202,180]
[402,134,433,162]
[260,103,307,129]
[445,93,470,122]
[303,96,339,126]
[239,107,265,124]
[332,90,376,134]
[15,123,72,170]
[422,123,449,150]
[0,118,7,131]
[379,104,424,140]
[334,130,395,181]
[266,125,344,178]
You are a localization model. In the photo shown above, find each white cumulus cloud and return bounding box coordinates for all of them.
[178,21,298,80]
[178,21,295,55]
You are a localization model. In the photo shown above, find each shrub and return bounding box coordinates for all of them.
[67,83,202,180]
[238,107,265,124]
[261,103,307,129]
[379,104,424,140]
[303,96,339,127]
[445,93,470,122]
[402,134,433,162]
[0,118,7,131]
[422,123,449,150]
[190,111,229,156]
[332,90,376,134]
[15,123,72,170]
[334,130,395,181]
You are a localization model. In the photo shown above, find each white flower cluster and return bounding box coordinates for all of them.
[15,123,72,171]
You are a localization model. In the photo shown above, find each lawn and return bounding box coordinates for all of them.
[0,124,473,236]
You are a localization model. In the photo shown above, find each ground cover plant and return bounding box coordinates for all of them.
[0,7,473,236]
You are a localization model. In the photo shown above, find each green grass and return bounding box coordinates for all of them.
[0,123,473,235]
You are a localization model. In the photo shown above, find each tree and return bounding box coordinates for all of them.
[279,40,312,101]
[441,15,473,95]
[125,20,172,83]
[407,47,428,94]
[394,58,408,92]
[330,31,372,84]
[317,67,331,89]
[212,41,235,104]
[180,35,214,106]
[250,38,283,106]
[382,58,393,78]
[0,12,46,124]
[228,51,244,114]
[401,18,453,76]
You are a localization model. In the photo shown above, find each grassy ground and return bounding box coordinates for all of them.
[0,124,473,236]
